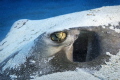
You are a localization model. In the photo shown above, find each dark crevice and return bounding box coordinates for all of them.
[73,30,100,62]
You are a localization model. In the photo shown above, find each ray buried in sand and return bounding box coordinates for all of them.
[0,5,120,80]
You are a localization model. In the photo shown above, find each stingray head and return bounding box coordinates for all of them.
[33,27,101,62]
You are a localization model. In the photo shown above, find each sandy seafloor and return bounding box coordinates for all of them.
[0,0,120,41]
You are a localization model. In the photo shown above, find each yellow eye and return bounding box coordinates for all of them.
[50,31,67,42]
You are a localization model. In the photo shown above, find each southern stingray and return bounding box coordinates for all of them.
[0,5,120,80]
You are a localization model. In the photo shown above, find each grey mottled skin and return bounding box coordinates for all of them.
[0,23,120,80]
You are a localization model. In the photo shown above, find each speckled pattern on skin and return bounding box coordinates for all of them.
[0,5,120,80]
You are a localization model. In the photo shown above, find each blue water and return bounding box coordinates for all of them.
[0,0,120,41]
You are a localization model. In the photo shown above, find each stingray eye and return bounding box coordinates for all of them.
[50,31,67,42]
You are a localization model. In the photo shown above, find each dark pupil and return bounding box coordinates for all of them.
[52,33,60,41]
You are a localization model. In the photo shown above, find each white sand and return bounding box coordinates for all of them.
[0,5,120,80]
